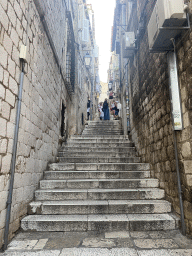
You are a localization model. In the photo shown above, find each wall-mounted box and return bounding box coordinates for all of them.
[122,32,135,58]
[19,45,28,62]
[148,0,187,50]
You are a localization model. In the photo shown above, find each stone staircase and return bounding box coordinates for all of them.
[21,120,179,232]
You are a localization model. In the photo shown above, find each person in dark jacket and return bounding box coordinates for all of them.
[87,100,90,120]
[103,99,110,120]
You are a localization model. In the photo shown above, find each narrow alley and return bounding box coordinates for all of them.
[1,0,192,255]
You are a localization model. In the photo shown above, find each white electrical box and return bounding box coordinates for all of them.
[19,45,28,62]
[125,32,135,48]
[123,32,135,58]
[148,0,186,50]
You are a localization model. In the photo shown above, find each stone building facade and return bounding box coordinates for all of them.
[111,0,192,235]
[0,0,98,248]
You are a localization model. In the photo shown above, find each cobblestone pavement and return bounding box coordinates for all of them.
[0,230,192,255]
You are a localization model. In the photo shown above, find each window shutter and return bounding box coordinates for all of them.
[82,19,89,42]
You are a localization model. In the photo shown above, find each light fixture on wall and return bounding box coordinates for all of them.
[84,52,92,68]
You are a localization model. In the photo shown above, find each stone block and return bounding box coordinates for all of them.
[186,175,192,187]
[6,121,14,139]
[0,138,8,154]
[9,75,18,95]
[1,100,11,120]
[0,209,6,229]
[1,153,12,173]
[0,65,3,82]
[3,69,9,88]
[182,142,192,158]
[0,117,7,137]
[0,84,5,100]
[0,4,9,30]
[3,32,13,56]
[16,18,23,40]
[8,56,16,78]
[7,2,17,27]
[183,112,190,128]
[10,27,19,47]
[0,0,8,11]
[183,160,192,174]
[14,1,22,21]
[0,175,9,192]
[184,201,192,221]
[0,44,8,69]
[12,45,20,67]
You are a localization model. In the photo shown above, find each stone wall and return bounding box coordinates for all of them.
[129,0,192,235]
[0,0,89,247]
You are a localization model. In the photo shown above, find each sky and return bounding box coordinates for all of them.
[87,0,116,83]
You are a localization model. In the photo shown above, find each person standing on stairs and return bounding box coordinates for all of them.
[87,99,90,120]
[103,98,110,120]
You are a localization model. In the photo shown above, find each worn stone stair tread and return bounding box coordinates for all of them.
[66,141,132,144]
[44,170,151,180]
[28,200,172,215]
[21,213,177,222]
[35,188,163,192]
[67,140,130,143]
[60,147,136,151]
[59,153,137,157]
[21,213,178,232]
[48,163,150,172]
[40,178,159,189]
[58,157,141,163]
[35,188,165,200]
[70,135,129,138]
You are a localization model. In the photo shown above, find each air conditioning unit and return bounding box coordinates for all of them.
[148,0,187,50]
[123,32,135,58]
[125,32,135,48]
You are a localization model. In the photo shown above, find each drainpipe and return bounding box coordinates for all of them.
[3,0,31,250]
[3,61,25,251]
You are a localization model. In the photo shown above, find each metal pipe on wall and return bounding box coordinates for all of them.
[3,61,25,251]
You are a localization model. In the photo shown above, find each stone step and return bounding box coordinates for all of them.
[35,188,165,201]
[60,147,136,154]
[67,138,130,143]
[44,170,151,180]
[70,135,129,139]
[40,178,159,189]
[21,213,179,232]
[48,163,151,171]
[83,128,122,131]
[65,142,134,147]
[58,152,137,158]
[28,200,172,215]
[57,156,141,163]
[87,121,120,124]
[82,133,123,137]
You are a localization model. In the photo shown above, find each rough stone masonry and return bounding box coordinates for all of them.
[0,0,91,248]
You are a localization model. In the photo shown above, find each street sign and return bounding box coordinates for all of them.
[167,51,183,130]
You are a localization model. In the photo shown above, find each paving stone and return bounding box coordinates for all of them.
[44,237,81,249]
[82,237,116,248]
[105,231,130,239]
[7,240,38,250]
[130,231,150,239]
[33,239,48,250]
[138,249,192,256]
[116,238,134,248]
[134,239,179,249]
